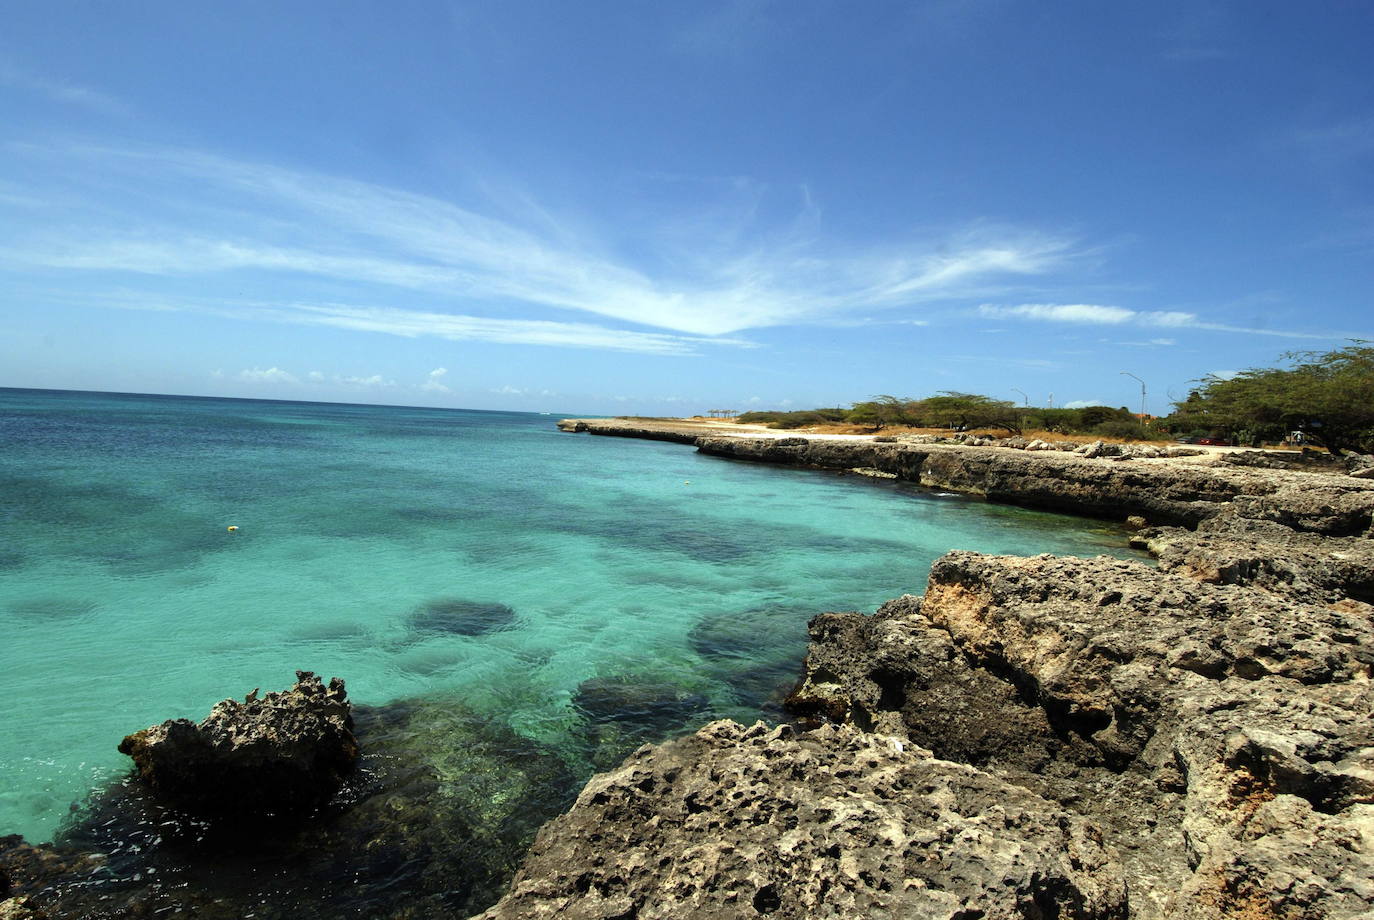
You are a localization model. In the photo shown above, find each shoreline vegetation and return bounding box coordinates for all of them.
[4,416,1372,918]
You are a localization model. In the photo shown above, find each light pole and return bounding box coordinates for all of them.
[1010,387,1028,407]
[1121,371,1146,417]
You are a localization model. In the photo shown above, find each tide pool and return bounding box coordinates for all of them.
[0,388,1144,841]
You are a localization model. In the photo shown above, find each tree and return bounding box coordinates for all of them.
[919,392,1022,435]
[846,395,917,430]
[1171,342,1374,455]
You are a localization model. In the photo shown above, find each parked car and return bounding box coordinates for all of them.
[1197,436,1230,446]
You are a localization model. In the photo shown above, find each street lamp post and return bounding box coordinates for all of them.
[1121,371,1146,417]
[1010,387,1028,407]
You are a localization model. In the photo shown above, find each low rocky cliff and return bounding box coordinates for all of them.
[559,418,1374,533]
[473,421,1374,918]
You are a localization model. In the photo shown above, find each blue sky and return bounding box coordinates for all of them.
[2,1,1370,415]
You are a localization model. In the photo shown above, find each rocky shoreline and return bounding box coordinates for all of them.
[509,418,1373,918]
[4,419,1371,918]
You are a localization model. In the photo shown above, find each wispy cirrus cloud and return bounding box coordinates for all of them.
[977,302,1358,340]
[2,142,1080,340]
[0,58,127,115]
[978,303,1195,326]
[36,288,734,356]
[281,303,740,355]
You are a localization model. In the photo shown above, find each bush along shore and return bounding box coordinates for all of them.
[4,419,1372,919]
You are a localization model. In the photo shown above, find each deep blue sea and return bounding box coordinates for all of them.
[0,388,1142,842]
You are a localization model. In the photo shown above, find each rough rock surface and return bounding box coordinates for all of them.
[3,697,579,920]
[117,670,358,819]
[692,433,1374,532]
[786,552,1374,919]
[1140,511,1374,604]
[478,720,1128,920]
[528,419,1374,919]
[558,419,1374,533]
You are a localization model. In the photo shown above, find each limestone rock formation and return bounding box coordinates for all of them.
[690,432,1374,531]
[478,720,1128,920]
[786,552,1374,919]
[1140,511,1374,604]
[117,670,358,819]
[6,696,579,919]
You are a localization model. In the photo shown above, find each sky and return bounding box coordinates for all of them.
[2,1,1371,416]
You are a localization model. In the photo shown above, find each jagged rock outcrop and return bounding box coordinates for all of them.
[1140,511,1374,604]
[478,720,1128,920]
[786,552,1374,919]
[117,670,358,820]
[5,696,579,919]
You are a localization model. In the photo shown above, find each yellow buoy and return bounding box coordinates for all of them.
[226,525,239,533]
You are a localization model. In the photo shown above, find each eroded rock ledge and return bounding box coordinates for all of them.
[480,550,1373,919]
[559,418,1374,533]
[493,419,1374,919]
[478,720,1128,920]
[117,670,358,819]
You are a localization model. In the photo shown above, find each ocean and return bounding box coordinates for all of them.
[0,387,1143,844]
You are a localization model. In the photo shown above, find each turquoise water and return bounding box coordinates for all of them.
[0,388,1142,842]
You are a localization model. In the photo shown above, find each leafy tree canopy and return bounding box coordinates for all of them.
[919,392,1022,434]
[1170,342,1374,454]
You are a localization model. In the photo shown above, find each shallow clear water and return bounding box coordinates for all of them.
[0,388,1143,841]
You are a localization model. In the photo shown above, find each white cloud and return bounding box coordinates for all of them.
[1061,399,1103,409]
[0,57,126,114]
[1140,310,1197,327]
[978,302,1348,340]
[308,370,326,381]
[6,143,1079,338]
[339,374,394,387]
[420,367,451,393]
[239,366,298,384]
[979,303,1136,324]
[1150,338,1176,346]
[278,302,743,355]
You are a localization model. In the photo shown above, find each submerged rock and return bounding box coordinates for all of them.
[409,598,517,636]
[572,675,710,770]
[117,670,358,821]
[7,696,579,920]
[478,720,1127,920]
[689,605,813,715]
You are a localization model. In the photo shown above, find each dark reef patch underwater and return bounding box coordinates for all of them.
[3,697,579,919]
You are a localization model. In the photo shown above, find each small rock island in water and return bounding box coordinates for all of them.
[4,420,1372,919]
